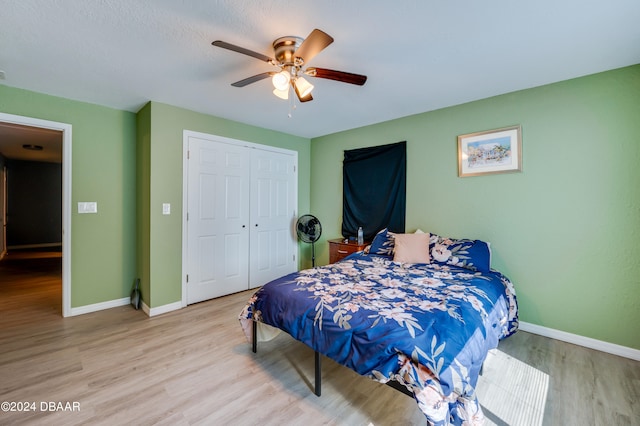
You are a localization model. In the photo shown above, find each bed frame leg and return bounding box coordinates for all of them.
[252,319,321,397]
[315,350,321,396]
[252,320,257,353]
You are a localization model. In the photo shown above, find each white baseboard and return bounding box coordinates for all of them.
[70,297,130,316]
[519,321,640,361]
[70,297,183,318]
[141,300,182,317]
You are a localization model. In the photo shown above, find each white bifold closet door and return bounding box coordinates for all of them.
[249,149,297,288]
[186,135,296,305]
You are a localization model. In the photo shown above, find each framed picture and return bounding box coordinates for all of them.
[458,125,522,177]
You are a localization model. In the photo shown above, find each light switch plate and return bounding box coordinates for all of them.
[162,203,171,215]
[78,202,98,214]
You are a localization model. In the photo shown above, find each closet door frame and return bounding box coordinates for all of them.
[181,130,298,307]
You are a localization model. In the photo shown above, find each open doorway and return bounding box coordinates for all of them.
[0,112,72,316]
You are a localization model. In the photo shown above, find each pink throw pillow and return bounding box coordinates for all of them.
[393,233,430,264]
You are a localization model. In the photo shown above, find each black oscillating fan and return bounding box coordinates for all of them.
[296,214,322,267]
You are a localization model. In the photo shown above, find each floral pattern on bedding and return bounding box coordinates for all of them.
[239,253,518,426]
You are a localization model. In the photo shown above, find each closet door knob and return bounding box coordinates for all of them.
[242,225,246,228]
[255,224,258,227]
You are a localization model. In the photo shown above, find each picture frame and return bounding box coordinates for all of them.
[458,125,522,177]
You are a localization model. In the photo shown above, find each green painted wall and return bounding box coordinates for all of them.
[140,102,311,308]
[136,103,151,306]
[0,85,137,307]
[310,65,640,350]
[3,65,637,350]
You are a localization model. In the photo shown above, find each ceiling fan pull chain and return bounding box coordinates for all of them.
[288,86,295,118]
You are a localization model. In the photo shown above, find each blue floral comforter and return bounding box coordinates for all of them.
[239,253,518,425]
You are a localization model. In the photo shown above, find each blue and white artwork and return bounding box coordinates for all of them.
[458,125,521,177]
[466,136,512,169]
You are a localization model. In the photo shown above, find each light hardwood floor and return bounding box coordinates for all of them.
[1,250,638,425]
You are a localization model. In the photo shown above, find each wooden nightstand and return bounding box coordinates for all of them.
[328,238,368,264]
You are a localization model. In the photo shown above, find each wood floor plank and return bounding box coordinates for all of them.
[1,250,639,425]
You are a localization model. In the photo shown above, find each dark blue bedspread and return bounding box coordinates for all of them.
[240,253,518,425]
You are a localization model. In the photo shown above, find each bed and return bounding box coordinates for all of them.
[239,229,518,425]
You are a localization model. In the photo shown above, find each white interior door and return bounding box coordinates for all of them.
[184,131,298,305]
[249,149,297,288]
[187,137,250,304]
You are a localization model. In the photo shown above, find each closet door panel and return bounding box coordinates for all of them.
[187,137,249,304]
[249,149,296,288]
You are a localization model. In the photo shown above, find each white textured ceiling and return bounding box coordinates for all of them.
[1,0,639,139]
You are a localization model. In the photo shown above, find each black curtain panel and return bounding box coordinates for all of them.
[342,141,406,241]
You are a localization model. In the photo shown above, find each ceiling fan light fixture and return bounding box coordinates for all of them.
[294,77,314,98]
[272,70,291,91]
[273,87,289,100]
[213,29,367,104]
[22,144,43,151]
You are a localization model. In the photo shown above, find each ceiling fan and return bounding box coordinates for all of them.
[212,29,367,103]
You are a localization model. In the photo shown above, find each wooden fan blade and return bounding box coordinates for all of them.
[212,40,274,63]
[231,72,275,87]
[294,29,334,65]
[306,67,367,86]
